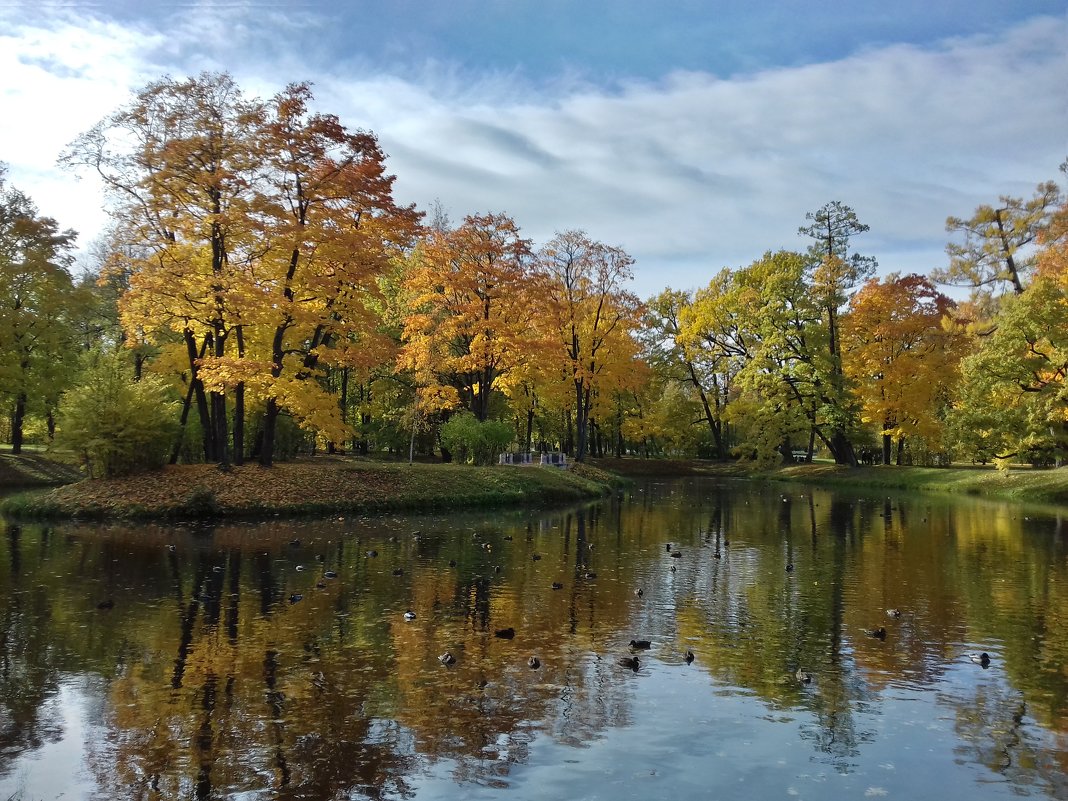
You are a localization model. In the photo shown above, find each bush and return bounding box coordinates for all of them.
[56,351,179,478]
[440,412,515,466]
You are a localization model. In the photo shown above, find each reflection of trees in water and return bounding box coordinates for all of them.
[0,524,68,778]
[947,682,1068,798]
[3,483,1068,797]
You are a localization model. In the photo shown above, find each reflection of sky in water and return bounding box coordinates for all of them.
[406,658,1039,801]
[1,477,1067,799]
[3,679,99,800]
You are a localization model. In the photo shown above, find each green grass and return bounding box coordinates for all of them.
[757,462,1068,505]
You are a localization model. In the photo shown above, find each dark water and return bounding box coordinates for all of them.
[2,477,1068,800]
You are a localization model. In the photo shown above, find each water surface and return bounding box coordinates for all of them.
[2,477,1067,800]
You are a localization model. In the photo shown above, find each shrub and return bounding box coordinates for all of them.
[440,412,515,466]
[56,351,179,478]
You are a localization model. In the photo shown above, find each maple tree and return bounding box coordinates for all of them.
[0,165,79,453]
[239,82,421,465]
[62,72,263,465]
[399,212,534,424]
[842,274,961,464]
[532,230,643,461]
[62,73,418,466]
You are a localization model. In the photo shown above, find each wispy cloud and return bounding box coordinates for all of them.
[1,6,1064,296]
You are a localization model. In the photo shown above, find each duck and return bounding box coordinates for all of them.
[392,567,404,576]
[503,535,513,541]
[495,627,515,639]
[366,550,378,558]
[685,650,695,664]
[969,652,991,668]
[634,588,644,597]
[166,544,176,552]
[666,543,672,552]
[670,565,677,573]
[795,668,812,684]
[584,571,597,580]
[288,593,303,604]
[439,652,456,666]
[528,656,541,669]
[886,608,901,618]
[324,570,337,579]
[316,581,326,589]
[551,582,564,590]
[713,551,722,559]
[531,553,542,561]
[213,565,223,573]
[670,551,683,559]
[629,639,652,650]
[786,563,794,572]
[403,609,417,621]
[448,559,457,567]
[619,656,640,671]
[289,539,301,547]
[295,565,305,572]
[865,627,887,640]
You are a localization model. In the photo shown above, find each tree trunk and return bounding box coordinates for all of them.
[11,393,26,455]
[233,326,246,465]
[185,331,215,462]
[525,408,534,453]
[259,397,279,467]
[827,429,858,467]
[574,383,590,462]
[882,432,892,466]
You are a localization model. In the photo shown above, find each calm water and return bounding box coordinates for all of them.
[2,476,1068,801]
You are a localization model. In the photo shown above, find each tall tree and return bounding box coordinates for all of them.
[842,274,961,464]
[533,231,642,462]
[62,72,263,465]
[242,83,421,465]
[63,73,418,467]
[798,201,876,466]
[399,213,533,423]
[933,181,1062,298]
[0,165,78,452]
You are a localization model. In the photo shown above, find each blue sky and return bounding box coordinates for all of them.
[1,1,1066,297]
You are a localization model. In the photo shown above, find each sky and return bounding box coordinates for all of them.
[1,0,1066,298]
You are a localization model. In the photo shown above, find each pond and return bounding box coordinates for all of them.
[1,476,1068,800]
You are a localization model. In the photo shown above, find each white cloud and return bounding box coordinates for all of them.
[1,7,1064,297]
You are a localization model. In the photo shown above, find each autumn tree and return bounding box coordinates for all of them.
[798,201,876,465]
[62,73,263,466]
[842,274,961,465]
[399,213,534,424]
[933,181,1062,298]
[533,231,642,462]
[63,73,418,467]
[672,274,752,458]
[726,250,829,464]
[949,275,1068,465]
[240,83,421,465]
[0,165,79,452]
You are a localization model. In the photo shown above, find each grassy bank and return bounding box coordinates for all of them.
[0,458,620,520]
[592,456,1068,506]
[768,462,1068,505]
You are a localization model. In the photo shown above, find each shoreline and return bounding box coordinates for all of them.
[0,458,622,521]
[4,453,1068,521]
